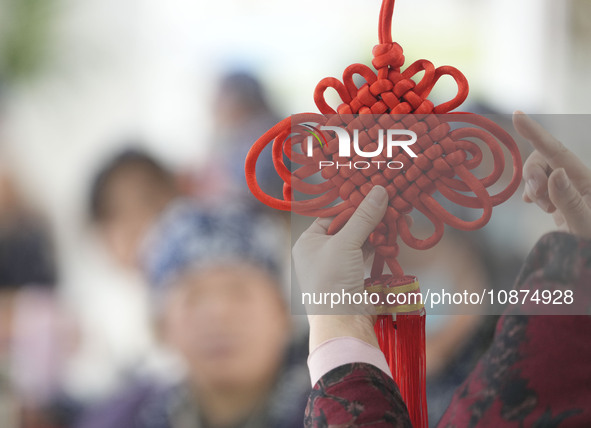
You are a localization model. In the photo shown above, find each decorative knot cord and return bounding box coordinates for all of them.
[244,1,522,427]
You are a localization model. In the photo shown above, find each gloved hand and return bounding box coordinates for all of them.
[516,112,591,239]
[293,186,389,350]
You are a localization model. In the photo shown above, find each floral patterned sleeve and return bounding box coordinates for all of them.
[304,363,412,428]
[437,232,591,428]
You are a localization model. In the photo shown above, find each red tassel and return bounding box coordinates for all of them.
[396,312,427,428]
[372,277,427,428]
[374,314,397,372]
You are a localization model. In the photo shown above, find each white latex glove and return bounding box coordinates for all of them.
[515,112,591,239]
[293,185,389,350]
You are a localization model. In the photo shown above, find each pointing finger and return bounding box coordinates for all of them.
[514,112,591,196]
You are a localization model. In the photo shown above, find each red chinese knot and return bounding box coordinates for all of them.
[245,0,522,277]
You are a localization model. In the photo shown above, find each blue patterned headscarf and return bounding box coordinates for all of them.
[141,198,288,297]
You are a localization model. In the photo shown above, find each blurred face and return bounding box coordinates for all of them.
[161,264,289,391]
[99,166,174,268]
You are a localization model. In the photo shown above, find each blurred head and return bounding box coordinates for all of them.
[213,71,271,125]
[141,200,290,391]
[89,148,177,268]
[0,167,56,293]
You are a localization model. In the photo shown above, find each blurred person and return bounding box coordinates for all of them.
[71,147,183,407]
[76,199,309,428]
[186,71,284,202]
[0,167,78,428]
[89,148,179,270]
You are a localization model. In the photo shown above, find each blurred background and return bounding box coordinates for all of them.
[0,0,590,427]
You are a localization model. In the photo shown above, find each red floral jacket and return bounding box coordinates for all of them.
[305,232,591,427]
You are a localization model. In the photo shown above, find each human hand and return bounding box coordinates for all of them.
[514,112,591,239]
[293,186,389,349]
